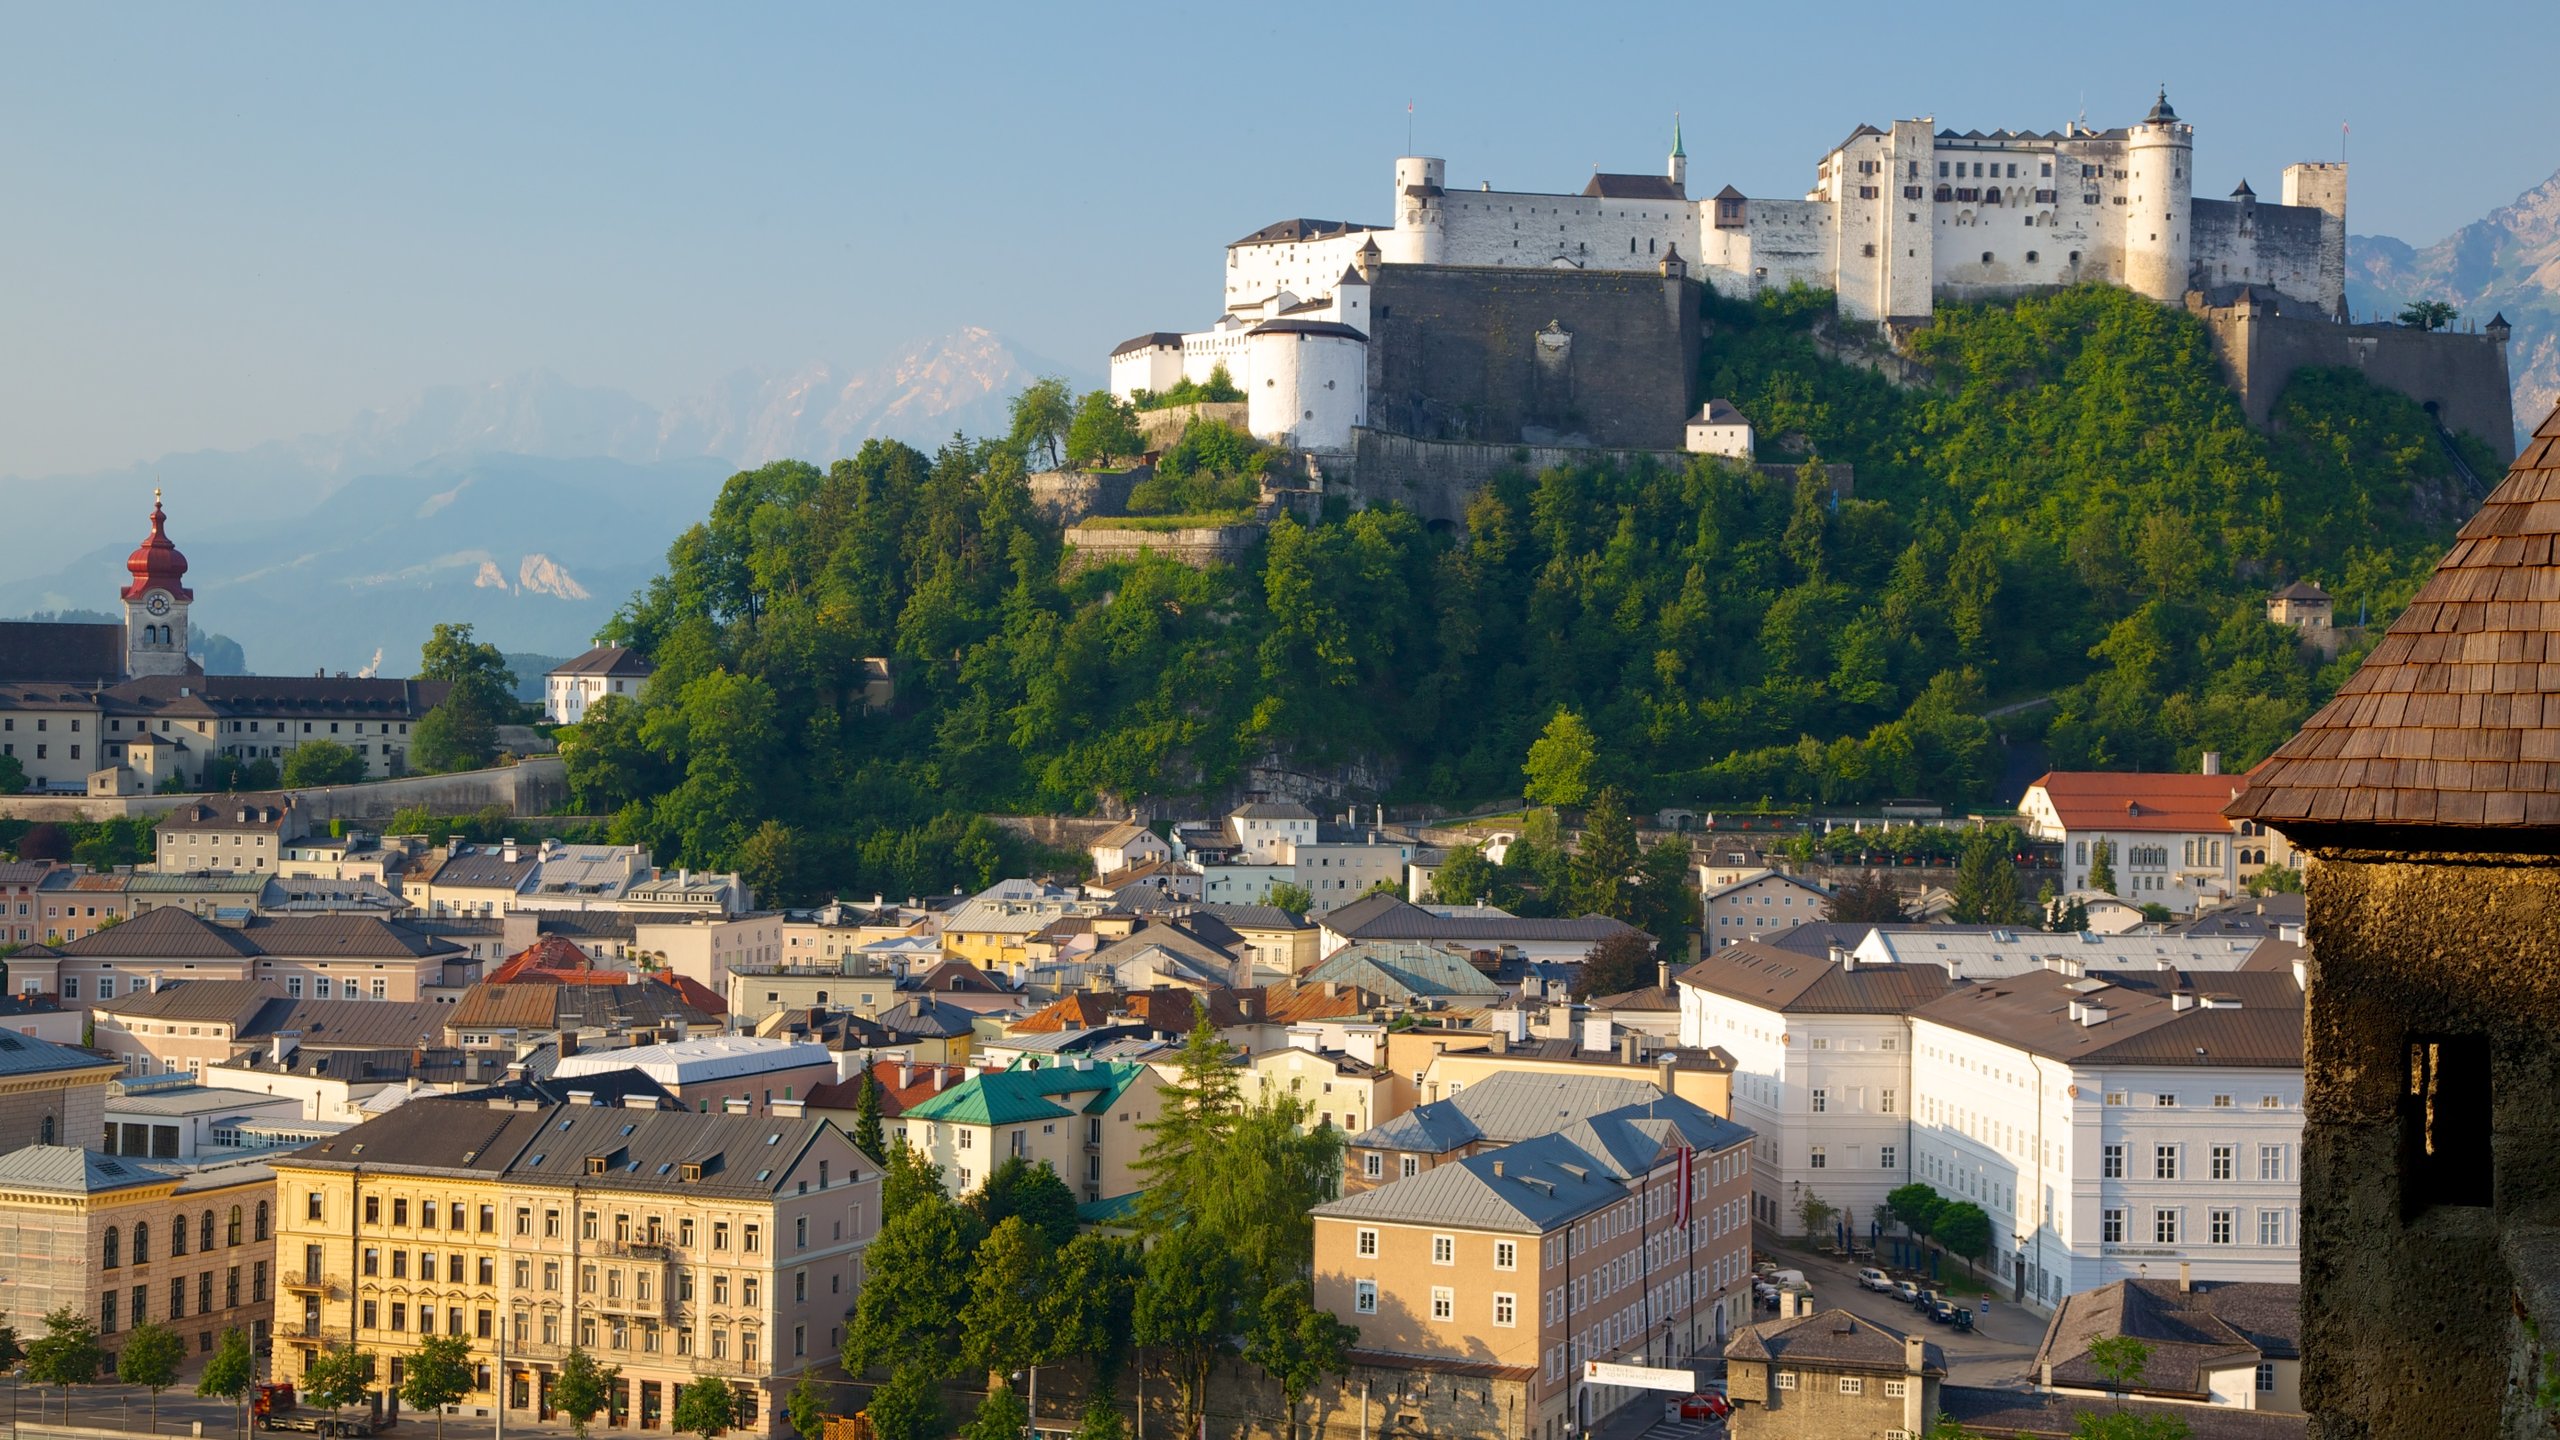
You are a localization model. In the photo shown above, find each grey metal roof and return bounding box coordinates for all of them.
[1350,1070,1665,1155]
[1320,894,1637,946]
[1302,942,1506,1000]
[0,1143,169,1193]
[285,1097,858,1199]
[0,1027,117,1077]
[1911,969,2304,1067]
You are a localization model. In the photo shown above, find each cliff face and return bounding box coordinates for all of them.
[2349,168,2560,445]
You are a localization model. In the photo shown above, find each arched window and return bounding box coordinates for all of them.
[104,1226,120,1269]
[202,1210,216,1252]
[39,1115,53,1144]
[133,1221,150,1264]
[229,1206,243,1247]
[172,1217,187,1257]
[255,1202,268,1241]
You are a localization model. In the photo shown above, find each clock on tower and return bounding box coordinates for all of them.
[120,491,194,679]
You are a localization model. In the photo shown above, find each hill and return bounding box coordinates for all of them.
[563,284,2481,905]
[2349,166,2560,449]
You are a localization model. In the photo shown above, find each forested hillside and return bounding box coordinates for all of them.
[564,285,2478,901]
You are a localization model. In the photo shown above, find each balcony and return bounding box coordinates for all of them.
[689,1357,772,1380]
[278,1324,354,1348]
[282,1273,345,1299]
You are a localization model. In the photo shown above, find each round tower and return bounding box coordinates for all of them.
[1386,156,1446,265]
[120,490,193,678]
[2122,88,2194,303]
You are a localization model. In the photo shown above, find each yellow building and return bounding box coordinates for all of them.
[270,1097,877,1437]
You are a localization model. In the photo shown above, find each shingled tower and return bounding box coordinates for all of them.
[2229,401,2560,1437]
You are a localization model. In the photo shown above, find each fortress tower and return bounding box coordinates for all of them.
[2282,162,2349,319]
[2122,88,2195,302]
[119,491,192,678]
[1385,155,1446,265]
[1668,114,1687,192]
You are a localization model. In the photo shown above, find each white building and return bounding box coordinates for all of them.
[1701,869,1831,949]
[1107,237,1375,452]
[1907,966,2304,1309]
[1228,802,1319,863]
[1850,925,2269,980]
[1685,399,1755,458]
[545,645,653,725]
[2020,766,2249,914]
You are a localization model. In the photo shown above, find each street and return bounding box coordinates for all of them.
[1748,1240,2046,1389]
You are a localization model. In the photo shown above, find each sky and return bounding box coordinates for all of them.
[3,0,2554,478]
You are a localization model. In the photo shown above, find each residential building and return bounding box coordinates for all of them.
[1228,801,1318,862]
[551,1038,836,1116]
[633,911,784,994]
[0,1025,121,1149]
[937,888,1101,973]
[1087,820,1172,878]
[896,1058,1164,1202]
[0,1146,277,1364]
[1198,902,1317,977]
[1238,1040,1389,1138]
[545,645,654,726]
[1342,1070,1665,1191]
[91,980,445,1078]
[1685,398,1755,458]
[0,990,84,1045]
[510,842,658,911]
[151,797,308,874]
[1909,968,2304,1307]
[402,843,539,917]
[1723,1306,1943,1439]
[0,860,73,946]
[1421,1034,1736,1129]
[1677,940,1961,1235]
[1316,894,1641,965]
[1300,942,1508,1007]
[270,1097,877,1437]
[2034,1275,2300,1411]
[1848,925,2273,980]
[1702,870,1833,949]
[2020,767,2251,913]
[1311,1093,1755,1439]
[623,870,755,918]
[33,908,464,1004]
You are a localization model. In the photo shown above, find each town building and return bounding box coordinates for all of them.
[1236,1040,1389,1138]
[1685,399,1755,459]
[544,646,654,725]
[270,1097,876,1437]
[90,980,445,1078]
[30,907,467,1005]
[1317,893,1640,965]
[1909,968,2305,1309]
[2020,766,2251,913]
[551,1038,836,1116]
[1310,1091,1754,1439]
[1702,870,1833,949]
[101,1074,312,1160]
[1087,820,1173,877]
[1723,1306,1943,1439]
[1848,925,2273,980]
[895,1058,1163,1203]
[151,797,308,874]
[0,1024,120,1149]
[1342,1070,1666,1191]
[0,1145,278,1365]
[2033,1275,2300,1411]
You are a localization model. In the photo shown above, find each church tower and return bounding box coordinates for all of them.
[120,491,194,678]
[1668,113,1687,193]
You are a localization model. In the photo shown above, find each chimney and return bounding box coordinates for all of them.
[2178,1261,2192,1294]
[1829,945,1850,967]
[1657,958,1672,992]
[1619,1032,1640,1065]
[1905,1333,1927,1373]
[1492,1160,1505,1178]
[898,1059,915,1090]
[933,1066,950,1092]
[501,839,518,863]
[1491,1031,1508,1055]
[559,1030,580,1058]
[1583,1015,1613,1053]
[2200,751,2222,776]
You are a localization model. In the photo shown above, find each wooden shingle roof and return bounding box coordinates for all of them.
[2230,402,2560,842]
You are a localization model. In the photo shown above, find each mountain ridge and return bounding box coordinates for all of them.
[2348,166,2560,443]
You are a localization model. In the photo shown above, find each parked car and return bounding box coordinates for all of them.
[1951,1307,1976,1333]
[1754,1260,1778,1277]
[1893,1281,1922,1304]
[1856,1267,1893,1292]
[1929,1300,1961,1325]
[1913,1288,1943,1312]
[1679,1394,1733,1421]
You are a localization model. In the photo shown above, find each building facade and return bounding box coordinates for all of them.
[2020,767,2251,913]
[545,647,654,726]
[896,1059,1162,1203]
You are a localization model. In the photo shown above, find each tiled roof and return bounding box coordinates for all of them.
[0,622,123,685]
[1725,1308,1941,1373]
[2272,579,2331,602]
[548,645,653,678]
[2032,1280,2299,1400]
[93,979,282,1026]
[1581,173,1685,201]
[2231,404,2560,835]
[1940,1386,2307,1439]
[1010,993,1118,1034]
[1349,1071,1663,1155]
[2028,771,2247,833]
[487,935,620,983]
[1261,983,1379,1025]
[899,1060,1148,1128]
[1108,332,1186,358]
[1677,940,1962,1015]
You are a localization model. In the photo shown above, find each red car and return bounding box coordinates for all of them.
[1678,1394,1732,1421]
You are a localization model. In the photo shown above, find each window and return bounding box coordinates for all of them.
[1880,1145,1897,1169]
[1811,1088,1827,1113]
[2104,1092,2126,1106]
[1774,1373,1797,1391]
[2213,1094,2235,1108]
[2211,1209,2235,1244]
[1431,1235,1454,1265]
[2103,1209,2125,1243]
[2155,1145,2180,1180]
[306,1192,324,1221]
[1810,1038,1828,1051]
[1430,1287,1454,1321]
[2154,1209,2181,1244]
[2156,1093,2178,1107]
[1399,1156,1418,1179]
[2256,1362,2276,1393]
[1362,1153,1382,1179]
[2213,1145,2235,1181]
[1356,1229,1377,1258]
[1810,1146,1826,1169]
[1493,1292,1516,1327]
[2103,1144,2125,1179]
[1354,1281,1377,1314]
[1839,1378,1864,1395]
[2259,1209,2286,1245]
[1880,1088,1897,1115]
[1885,1381,1907,1399]
[2259,1145,2287,1182]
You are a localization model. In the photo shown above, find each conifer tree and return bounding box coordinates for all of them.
[852,1070,885,1162]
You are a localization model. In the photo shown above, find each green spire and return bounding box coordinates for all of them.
[1672,112,1686,159]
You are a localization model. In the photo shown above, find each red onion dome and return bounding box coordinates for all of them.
[121,494,192,602]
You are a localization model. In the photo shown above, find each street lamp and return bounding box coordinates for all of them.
[1009,1367,1038,1435]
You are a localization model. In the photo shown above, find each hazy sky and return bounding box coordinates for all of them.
[4,0,2553,477]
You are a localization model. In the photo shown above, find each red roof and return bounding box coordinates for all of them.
[486,935,620,984]
[121,497,192,603]
[2027,772,2246,833]
[801,1059,973,1118]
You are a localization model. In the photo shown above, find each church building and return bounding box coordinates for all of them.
[0,496,447,795]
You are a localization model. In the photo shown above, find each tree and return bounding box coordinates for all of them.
[22,1306,99,1424]
[301,1342,377,1419]
[1932,1201,1993,1272]
[1243,1279,1357,1440]
[1074,1392,1129,1440]
[414,621,519,773]
[550,1349,620,1440]
[1066,390,1143,469]
[2246,864,2303,896]
[17,824,70,863]
[0,753,24,795]
[961,1216,1055,1383]
[1951,832,2029,924]
[1796,1189,1838,1242]
[1424,845,1495,907]
[282,740,367,788]
[2087,838,2118,895]
[197,1328,256,1440]
[1522,708,1598,808]
[733,819,806,908]
[2398,299,2457,331]
[2087,1336,2152,1392]
[1825,871,1910,924]
[118,1320,186,1430]
[400,1334,475,1440]
[420,621,520,701]
[1573,929,1657,1000]
[846,1190,981,1377]
[1042,1234,1143,1388]
[862,1364,943,1440]
[784,1374,830,1440]
[971,1156,1079,1251]
[1573,788,1640,919]
[1883,1183,1944,1237]
[1133,1224,1241,1440]
[1134,1016,1245,1229]
[880,1139,948,1224]
[1266,881,1315,915]
[2072,1338,2195,1440]
[962,1381,1028,1440]
[672,1377,742,1440]
[1010,377,1074,471]
[851,1070,886,1162]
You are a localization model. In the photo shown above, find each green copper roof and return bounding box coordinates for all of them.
[900,1059,1147,1128]
[1672,113,1685,159]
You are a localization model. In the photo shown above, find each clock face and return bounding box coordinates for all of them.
[145,594,170,617]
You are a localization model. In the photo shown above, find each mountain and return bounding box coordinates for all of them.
[1,329,1085,673]
[2348,168,2560,445]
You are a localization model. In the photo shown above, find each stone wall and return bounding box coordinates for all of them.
[1027,467,1141,527]
[2190,293,2517,463]
[1061,521,1265,575]
[1137,400,1251,452]
[0,756,567,824]
[1365,264,1701,450]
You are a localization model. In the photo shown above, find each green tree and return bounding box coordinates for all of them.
[1423,845,1495,906]
[851,1071,886,1162]
[862,1365,944,1440]
[1133,1224,1241,1440]
[847,1189,981,1377]
[1572,929,1656,1000]
[1134,1016,1245,1230]
[970,1156,1079,1251]
[1066,390,1143,469]
[301,1342,378,1420]
[281,740,367,788]
[0,753,25,795]
[1573,788,1640,919]
[412,696,499,773]
[197,1328,256,1440]
[962,1381,1028,1440]
[1797,1189,1838,1242]
[1243,1279,1358,1440]
[118,1320,186,1430]
[414,621,518,772]
[1266,881,1315,915]
[1825,871,1908,923]
[880,1139,947,1223]
[1523,709,1598,808]
[2398,299,2457,331]
[1073,1392,1129,1440]
[0,1323,22,1374]
[672,1377,743,1440]
[1010,377,1074,471]
[1951,831,2029,924]
[1042,1235,1143,1387]
[21,1306,97,1424]
[733,819,806,908]
[1883,1182,1943,1237]
[2088,1336,2152,1391]
[550,1349,620,1440]
[784,1374,830,1440]
[2246,864,2304,896]
[400,1334,476,1440]
[2087,838,2118,894]
[961,1216,1055,1383]
[1933,1201,1993,1272]
[2072,1338,2195,1440]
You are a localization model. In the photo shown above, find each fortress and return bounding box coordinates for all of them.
[1107,91,2516,480]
